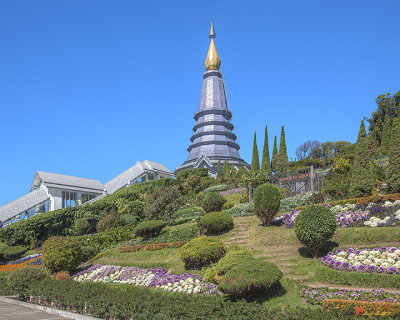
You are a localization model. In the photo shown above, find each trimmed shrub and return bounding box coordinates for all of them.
[42,237,82,273]
[294,206,337,257]
[7,266,49,299]
[175,206,205,223]
[254,183,281,226]
[54,271,70,280]
[202,192,226,213]
[121,214,139,226]
[222,200,234,210]
[218,259,282,296]
[2,245,27,261]
[23,249,38,257]
[133,220,167,237]
[199,211,233,235]
[215,249,254,275]
[96,207,125,232]
[74,218,92,235]
[0,241,9,259]
[204,185,229,193]
[180,237,225,268]
[81,245,97,261]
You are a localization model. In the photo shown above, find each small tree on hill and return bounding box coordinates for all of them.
[277,126,289,175]
[223,160,230,181]
[216,158,222,180]
[271,135,278,172]
[349,120,374,197]
[380,112,391,156]
[261,124,272,175]
[388,117,400,193]
[250,132,260,173]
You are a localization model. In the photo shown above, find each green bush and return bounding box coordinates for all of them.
[74,218,92,235]
[218,259,282,296]
[121,214,139,226]
[199,211,233,235]
[204,185,229,193]
[96,207,125,232]
[133,220,167,237]
[0,277,13,296]
[175,206,205,223]
[140,225,197,244]
[86,225,135,251]
[42,237,82,273]
[0,241,9,259]
[7,266,49,299]
[2,245,27,261]
[202,192,226,213]
[254,183,281,226]
[294,206,337,257]
[126,200,145,217]
[81,245,97,262]
[222,200,234,210]
[215,249,254,275]
[180,237,225,268]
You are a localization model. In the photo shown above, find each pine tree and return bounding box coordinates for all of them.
[223,160,230,181]
[271,136,278,172]
[216,158,222,180]
[388,117,400,193]
[380,112,391,156]
[261,124,272,175]
[349,120,374,197]
[250,132,260,173]
[277,126,289,174]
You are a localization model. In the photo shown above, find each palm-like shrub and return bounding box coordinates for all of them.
[294,206,336,257]
[199,211,233,235]
[42,237,82,273]
[202,192,226,213]
[180,237,225,268]
[254,183,281,226]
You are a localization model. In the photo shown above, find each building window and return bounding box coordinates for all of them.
[81,193,97,203]
[62,191,77,208]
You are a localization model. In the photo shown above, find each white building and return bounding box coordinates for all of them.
[0,160,173,227]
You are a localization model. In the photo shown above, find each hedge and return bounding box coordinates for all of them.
[133,220,167,237]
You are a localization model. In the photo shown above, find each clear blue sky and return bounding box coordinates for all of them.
[1,0,399,206]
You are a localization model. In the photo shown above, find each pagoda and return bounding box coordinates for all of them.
[175,22,249,176]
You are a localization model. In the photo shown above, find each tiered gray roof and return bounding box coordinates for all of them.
[0,188,49,222]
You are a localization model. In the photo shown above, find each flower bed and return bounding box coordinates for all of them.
[118,241,185,253]
[73,264,217,295]
[321,247,400,274]
[300,286,400,305]
[322,299,400,316]
[0,254,42,273]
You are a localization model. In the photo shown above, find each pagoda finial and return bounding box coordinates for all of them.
[204,21,221,71]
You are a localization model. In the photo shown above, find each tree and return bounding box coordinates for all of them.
[388,117,400,193]
[261,124,272,175]
[271,136,278,172]
[216,158,222,180]
[348,120,374,197]
[223,160,230,181]
[250,132,260,173]
[277,126,288,174]
[380,112,391,156]
[296,140,311,160]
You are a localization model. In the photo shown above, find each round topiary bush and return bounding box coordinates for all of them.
[2,246,27,261]
[217,259,282,296]
[294,205,337,257]
[180,237,225,269]
[202,192,227,213]
[215,249,254,275]
[199,211,233,235]
[42,237,82,273]
[254,183,282,226]
[133,220,167,237]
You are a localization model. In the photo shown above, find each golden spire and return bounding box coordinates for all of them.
[204,20,221,71]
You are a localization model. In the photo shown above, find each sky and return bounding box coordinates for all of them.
[0,0,399,207]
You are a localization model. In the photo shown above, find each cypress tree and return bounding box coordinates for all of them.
[250,132,260,173]
[380,112,391,156]
[216,158,222,180]
[388,117,400,193]
[349,120,374,197]
[277,126,289,174]
[261,124,272,175]
[223,160,230,181]
[271,136,278,172]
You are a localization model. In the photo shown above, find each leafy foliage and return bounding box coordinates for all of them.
[277,126,288,174]
[271,135,278,172]
[7,267,49,299]
[254,183,281,226]
[42,236,82,273]
[261,124,272,175]
[96,207,125,232]
[215,248,254,275]
[74,218,92,235]
[380,112,391,156]
[294,206,336,257]
[225,202,254,217]
[133,220,167,237]
[199,211,233,235]
[2,245,27,261]
[250,131,260,173]
[387,117,400,193]
[202,192,226,213]
[180,237,225,268]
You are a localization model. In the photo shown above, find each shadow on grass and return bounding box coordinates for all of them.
[224,281,286,304]
[298,241,339,259]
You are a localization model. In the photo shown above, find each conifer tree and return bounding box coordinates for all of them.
[250,132,260,173]
[349,120,374,197]
[380,112,391,156]
[271,136,278,172]
[223,160,230,181]
[388,117,400,193]
[216,158,222,180]
[261,124,272,175]
[277,126,289,174]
